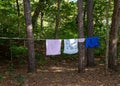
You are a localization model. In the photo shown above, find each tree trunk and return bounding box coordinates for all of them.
[23,0,36,73]
[16,0,20,37]
[105,0,111,73]
[86,0,94,67]
[83,0,87,28]
[32,0,44,28]
[54,0,61,39]
[77,0,85,73]
[109,0,120,70]
[32,0,41,28]
[40,12,44,30]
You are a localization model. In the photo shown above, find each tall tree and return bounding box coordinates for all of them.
[40,8,44,30]
[32,0,45,28]
[23,0,36,72]
[86,0,94,67]
[54,0,61,39]
[32,0,41,28]
[16,0,21,37]
[105,0,111,73]
[109,0,120,70]
[77,0,85,73]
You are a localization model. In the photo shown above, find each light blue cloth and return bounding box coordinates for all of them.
[63,39,78,54]
[85,37,100,48]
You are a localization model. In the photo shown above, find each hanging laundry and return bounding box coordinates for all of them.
[46,39,62,55]
[78,38,85,42]
[63,39,78,54]
[85,36,100,48]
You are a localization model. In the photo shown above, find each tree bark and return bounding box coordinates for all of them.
[86,0,94,67]
[16,0,21,37]
[32,0,41,28]
[77,0,85,73]
[32,0,44,28]
[109,0,120,70]
[105,0,111,73]
[23,0,36,73]
[54,0,61,39]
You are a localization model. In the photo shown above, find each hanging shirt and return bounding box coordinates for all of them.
[63,39,78,54]
[78,38,85,42]
[46,39,62,55]
[85,36,100,48]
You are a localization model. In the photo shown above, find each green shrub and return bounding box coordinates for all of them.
[9,64,15,77]
[35,53,46,65]
[0,75,3,82]
[10,45,27,64]
[10,45,27,58]
[16,75,25,85]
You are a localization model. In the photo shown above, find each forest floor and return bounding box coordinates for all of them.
[0,57,120,86]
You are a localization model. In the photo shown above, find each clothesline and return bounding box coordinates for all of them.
[0,37,86,40]
[0,37,26,40]
[0,37,100,56]
[0,35,105,40]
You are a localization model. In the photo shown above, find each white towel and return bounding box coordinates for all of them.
[63,39,78,54]
[46,39,62,55]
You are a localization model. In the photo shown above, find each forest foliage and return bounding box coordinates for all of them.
[0,0,120,63]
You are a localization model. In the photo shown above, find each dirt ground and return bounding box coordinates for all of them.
[0,58,120,86]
